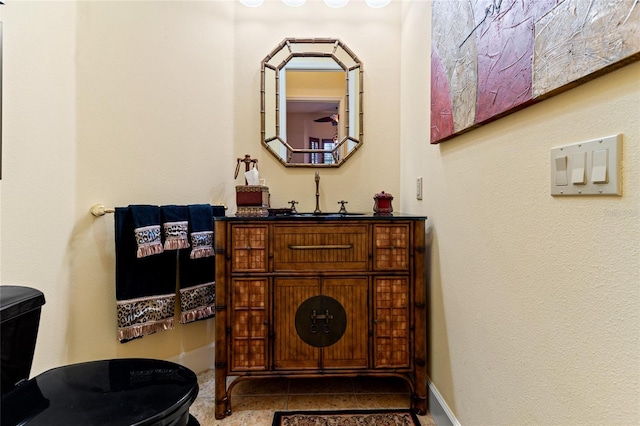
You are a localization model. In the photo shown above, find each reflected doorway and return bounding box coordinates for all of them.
[309,137,337,165]
[287,100,340,164]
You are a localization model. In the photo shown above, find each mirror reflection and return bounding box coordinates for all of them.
[261,38,363,167]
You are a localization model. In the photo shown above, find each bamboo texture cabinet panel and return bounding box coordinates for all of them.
[214,214,427,420]
[229,278,268,371]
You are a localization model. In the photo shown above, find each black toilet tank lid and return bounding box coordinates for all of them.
[0,286,46,323]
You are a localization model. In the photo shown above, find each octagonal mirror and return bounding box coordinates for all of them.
[261,38,363,167]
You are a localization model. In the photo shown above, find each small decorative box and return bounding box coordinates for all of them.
[373,191,393,214]
[236,185,269,207]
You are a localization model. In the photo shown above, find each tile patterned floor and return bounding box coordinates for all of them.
[191,369,436,426]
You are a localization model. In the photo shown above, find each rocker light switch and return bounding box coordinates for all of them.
[592,149,608,183]
[571,152,586,185]
[554,156,568,186]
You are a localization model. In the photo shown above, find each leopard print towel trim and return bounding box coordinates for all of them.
[134,225,164,258]
[180,282,215,324]
[164,221,190,250]
[190,231,214,259]
[117,293,175,342]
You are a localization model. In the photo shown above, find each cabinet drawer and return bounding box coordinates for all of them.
[231,225,268,272]
[373,224,410,271]
[273,224,368,271]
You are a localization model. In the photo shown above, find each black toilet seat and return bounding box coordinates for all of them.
[1,358,199,426]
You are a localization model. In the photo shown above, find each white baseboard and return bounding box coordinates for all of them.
[428,381,461,426]
[167,343,215,375]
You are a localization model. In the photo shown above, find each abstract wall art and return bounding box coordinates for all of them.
[431,0,640,144]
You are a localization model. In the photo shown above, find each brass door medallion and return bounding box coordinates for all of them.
[295,295,347,347]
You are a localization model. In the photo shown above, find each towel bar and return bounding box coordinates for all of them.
[90,204,228,217]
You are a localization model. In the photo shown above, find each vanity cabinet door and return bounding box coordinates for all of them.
[373,224,410,271]
[373,277,410,368]
[231,225,268,272]
[273,278,320,370]
[322,277,368,369]
[230,278,269,372]
[273,277,368,370]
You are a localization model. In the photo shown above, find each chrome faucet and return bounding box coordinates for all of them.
[314,171,321,214]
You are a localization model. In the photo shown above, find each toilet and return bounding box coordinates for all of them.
[0,286,200,426]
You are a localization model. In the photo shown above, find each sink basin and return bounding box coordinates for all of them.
[291,212,366,218]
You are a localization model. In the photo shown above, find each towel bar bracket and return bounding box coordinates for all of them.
[90,204,115,217]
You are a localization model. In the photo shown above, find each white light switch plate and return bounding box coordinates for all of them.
[416,177,423,200]
[550,134,622,196]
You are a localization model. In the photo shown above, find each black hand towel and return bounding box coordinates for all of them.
[188,204,214,259]
[178,205,225,324]
[115,206,176,342]
[161,205,190,250]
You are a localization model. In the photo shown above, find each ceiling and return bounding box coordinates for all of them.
[287,100,339,114]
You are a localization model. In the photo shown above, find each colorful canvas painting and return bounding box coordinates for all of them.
[431,0,640,144]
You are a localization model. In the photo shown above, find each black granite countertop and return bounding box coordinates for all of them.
[215,212,427,221]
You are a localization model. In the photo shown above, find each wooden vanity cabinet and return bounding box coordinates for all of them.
[214,215,427,420]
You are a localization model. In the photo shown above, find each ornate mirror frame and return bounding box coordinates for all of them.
[261,38,363,167]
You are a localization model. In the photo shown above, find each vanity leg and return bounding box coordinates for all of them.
[412,392,428,415]
[215,396,228,420]
[214,221,229,420]
[214,335,229,419]
[413,220,428,415]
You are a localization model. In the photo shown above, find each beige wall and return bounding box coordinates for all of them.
[1,1,638,425]
[401,2,639,425]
